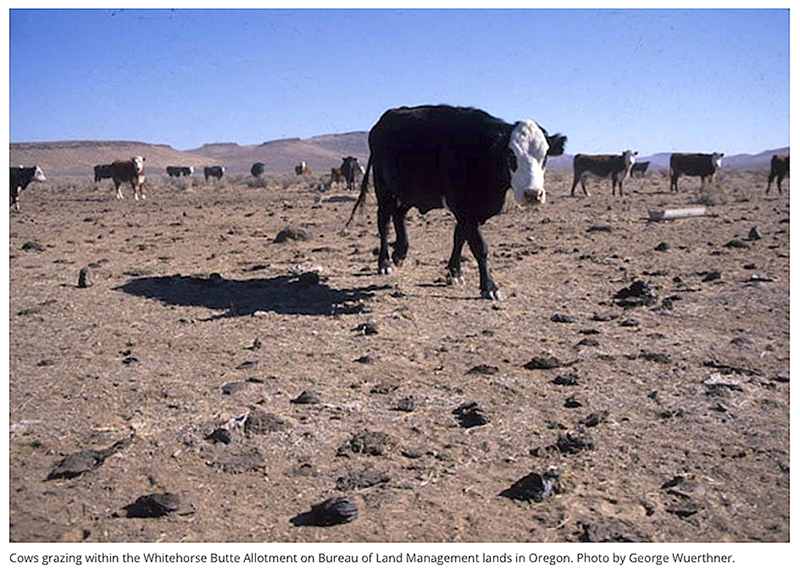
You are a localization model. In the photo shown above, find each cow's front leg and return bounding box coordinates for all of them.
[446,221,467,286]
[464,221,501,300]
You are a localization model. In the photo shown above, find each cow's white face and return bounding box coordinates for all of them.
[509,120,550,205]
[623,149,638,172]
[712,152,724,169]
[132,156,145,174]
[33,165,46,182]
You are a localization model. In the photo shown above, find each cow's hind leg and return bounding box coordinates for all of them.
[462,221,501,301]
[446,221,467,286]
[115,183,124,200]
[377,204,393,275]
[391,206,410,267]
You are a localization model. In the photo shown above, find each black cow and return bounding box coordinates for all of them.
[251,162,266,178]
[94,163,113,182]
[340,156,363,191]
[204,165,226,182]
[346,105,566,300]
[630,161,650,177]
[570,150,637,196]
[166,166,194,177]
[111,157,146,200]
[766,154,789,194]
[10,165,46,212]
[669,152,723,192]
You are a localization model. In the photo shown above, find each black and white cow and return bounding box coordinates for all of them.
[111,156,146,200]
[10,165,46,212]
[166,166,194,177]
[669,152,724,192]
[94,163,113,182]
[204,165,226,182]
[251,162,266,178]
[766,154,789,194]
[570,150,637,196]
[346,105,566,300]
[340,156,363,191]
[630,160,650,177]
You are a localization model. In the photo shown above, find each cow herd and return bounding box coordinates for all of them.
[9,106,791,300]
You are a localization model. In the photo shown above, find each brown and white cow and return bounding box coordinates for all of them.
[295,161,311,176]
[630,160,650,178]
[669,152,723,192]
[330,167,342,185]
[766,154,789,194]
[570,150,637,196]
[111,156,146,200]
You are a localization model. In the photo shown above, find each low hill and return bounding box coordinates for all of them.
[10,136,786,178]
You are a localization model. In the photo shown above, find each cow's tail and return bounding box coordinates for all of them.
[344,154,372,232]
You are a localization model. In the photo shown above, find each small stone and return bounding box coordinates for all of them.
[550,313,576,323]
[291,390,320,404]
[466,364,499,375]
[500,470,562,502]
[274,226,311,243]
[654,242,670,252]
[748,226,763,240]
[205,428,232,444]
[551,373,579,386]
[293,497,358,527]
[564,393,585,408]
[244,410,289,435]
[338,430,393,456]
[78,267,93,288]
[396,396,416,412]
[556,428,595,454]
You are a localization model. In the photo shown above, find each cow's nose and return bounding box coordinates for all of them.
[523,188,546,205]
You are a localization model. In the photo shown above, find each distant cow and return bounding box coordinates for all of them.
[166,166,194,177]
[331,167,342,184]
[630,161,650,177]
[340,156,363,191]
[766,154,789,194]
[570,150,637,196]
[10,165,46,212]
[111,157,146,200]
[669,152,724,192]
[295,161,311,176]
[251,162,266,178]
[346,104,566,301]
[204,165,226,182]
[94,163,113,182]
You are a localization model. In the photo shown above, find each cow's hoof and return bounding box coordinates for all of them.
[447,272,465,286]
[481,289,503,302]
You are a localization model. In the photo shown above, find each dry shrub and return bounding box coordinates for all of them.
[692,182,730,206]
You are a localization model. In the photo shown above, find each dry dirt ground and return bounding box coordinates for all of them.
[8,168,789,542]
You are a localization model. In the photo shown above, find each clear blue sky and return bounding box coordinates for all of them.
[9,8,790,155]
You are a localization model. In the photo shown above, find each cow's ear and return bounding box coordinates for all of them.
[547,134,567,157]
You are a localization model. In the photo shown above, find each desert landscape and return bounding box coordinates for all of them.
[8,152,789,542]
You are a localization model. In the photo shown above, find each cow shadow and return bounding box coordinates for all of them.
[116,273,384,319]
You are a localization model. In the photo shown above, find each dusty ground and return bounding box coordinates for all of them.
[8,168,789,542]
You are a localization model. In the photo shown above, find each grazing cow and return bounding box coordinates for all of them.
[204,165,226,182]
[10,165,46,212]
[570,150,638,196]
[251,162,266,178]
[340,156,363,191]
[331,167,342,184]
[166,166,194,177]
[111,156,146,200]
[94,163,113,182]
[295,161,311,176]
[630,161,650,177]
[669,152,724,192]
[766,154,789,194]
[346,105,566,300]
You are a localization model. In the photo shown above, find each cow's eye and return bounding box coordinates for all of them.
[507,150,518,172]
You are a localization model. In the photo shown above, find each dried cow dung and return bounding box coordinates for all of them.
[453,402,490,428]
[244,410,289,435]
[291,497,358,527]
[123,493,181,518]
[523,355,564,370]
[556,428,595,454]
[613,280,656,308]
[338,430,393,456]
[47,437,131,480]
[500,470,561,502]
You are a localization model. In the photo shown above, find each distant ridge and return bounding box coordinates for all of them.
[10,134,786,177]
